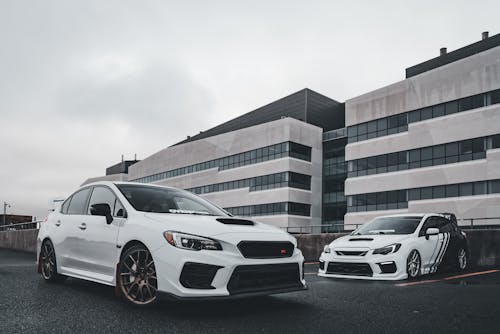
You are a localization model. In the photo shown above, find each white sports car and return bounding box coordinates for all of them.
[318,214,468,280]
[37,182,306,305]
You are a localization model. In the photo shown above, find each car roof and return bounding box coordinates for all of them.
[375,213,450,220]
[113,181,176,189]
[376,213,426,218]
[83,181,174,190]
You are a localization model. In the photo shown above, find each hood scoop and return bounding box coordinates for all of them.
[216,218,255,226]
[348,238,374,242]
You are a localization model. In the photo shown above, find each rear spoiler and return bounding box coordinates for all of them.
[439,212,457,224]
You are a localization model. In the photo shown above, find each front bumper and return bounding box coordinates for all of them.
[318,251,408,281]
[152,244,306,298]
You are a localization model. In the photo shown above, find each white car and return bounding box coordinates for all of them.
[318,214,468,280]
[37,182,306,305]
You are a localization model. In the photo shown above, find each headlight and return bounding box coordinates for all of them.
[164,231,222,251]
[372,243,401,255]
[323,245,331,254]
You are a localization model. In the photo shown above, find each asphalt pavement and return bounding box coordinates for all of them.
[1,249,500,334]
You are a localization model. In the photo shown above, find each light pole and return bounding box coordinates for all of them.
[3,202,11,226]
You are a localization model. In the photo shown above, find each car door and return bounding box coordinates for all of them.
[417,216,445,274]
[56,187,92,272]
[49,194,73,269]
[75,185,124,283]
[438,218,459,270]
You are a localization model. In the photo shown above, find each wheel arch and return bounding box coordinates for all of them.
[119,240,150,260]
[38,237,54,274]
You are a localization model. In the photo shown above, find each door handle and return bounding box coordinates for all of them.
[55,220,61,227]
[78,223,87,230]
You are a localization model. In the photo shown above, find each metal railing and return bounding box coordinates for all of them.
[0,221,41,231]
[282,223,361,234]
[283,217,500,234]
[1,217,499,233]
[458,217,500,229]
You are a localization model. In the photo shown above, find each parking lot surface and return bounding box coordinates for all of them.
[1,249,500,333]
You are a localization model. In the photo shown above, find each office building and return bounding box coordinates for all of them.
[84,32,500,230]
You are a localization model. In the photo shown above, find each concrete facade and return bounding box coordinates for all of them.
[82,173,129,185]
[127,117,323,230]
[345,43,500,227]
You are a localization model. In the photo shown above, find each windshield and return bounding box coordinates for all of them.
[353,216,422,235]
[116,184,229,216]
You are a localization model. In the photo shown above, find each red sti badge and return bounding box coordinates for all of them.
[280,249,287,255]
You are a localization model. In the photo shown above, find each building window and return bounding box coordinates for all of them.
[347,136,494,178]
[347,178,500,213]
[186,172,311,195]
[224,202,310,217]
[132,141,312,184]
[347,88,500,144]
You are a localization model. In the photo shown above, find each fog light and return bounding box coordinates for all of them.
[319,261,325,271]
[378,261,397,274]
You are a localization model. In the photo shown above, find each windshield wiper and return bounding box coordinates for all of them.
[368,229,396,235]
[168,209,217,216]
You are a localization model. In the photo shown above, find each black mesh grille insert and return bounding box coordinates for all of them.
[238,241,294,258]
[179,262,223,289]
[335,250,367,256]
[327,262,373,277]
[227,263,303,295]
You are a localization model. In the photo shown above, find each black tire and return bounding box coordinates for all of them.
[406,250,421,279]
[118,245,158,306]
[457,247,468,271]
[40,240,67,282]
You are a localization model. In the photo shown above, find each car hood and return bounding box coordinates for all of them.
[330,234,412,250]
[143,213,293,243]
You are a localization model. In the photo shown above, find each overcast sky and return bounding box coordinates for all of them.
[1,0,499,219]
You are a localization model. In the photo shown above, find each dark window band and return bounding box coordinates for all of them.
[132,141,312,184]
[347,179,500,213]
[186,172,311,195]
[347,135,500,178]
[347,88,500,144]
[225,202,311,217]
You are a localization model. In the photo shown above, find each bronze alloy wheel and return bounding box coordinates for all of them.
[118,245,158,306]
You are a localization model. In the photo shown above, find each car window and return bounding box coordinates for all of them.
[419,216,442,236]
[440,218,453,233]
[67,188,91,215]
[88,186,117,216]
[353,216,422,235]
[116,184,227,216]
[113,198,126,217]
[61,197,71,214]
[173,196,209,212]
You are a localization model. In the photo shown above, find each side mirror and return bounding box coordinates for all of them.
[425,227,439,240]
[90,203,113,224]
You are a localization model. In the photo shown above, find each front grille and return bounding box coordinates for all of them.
[335,250,367,256]
[327,262,373,277]
[227,263,303,295]
[238,241,294,259]
[179,262,223,289]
